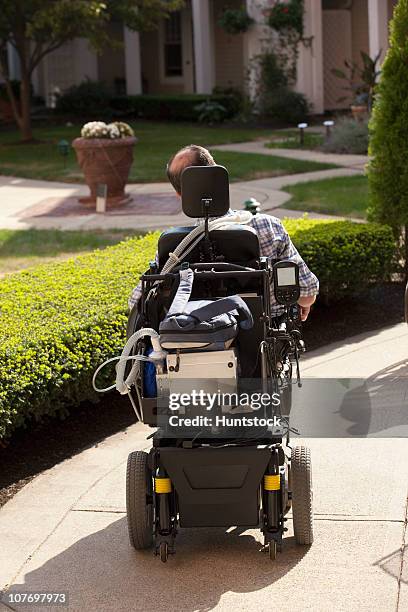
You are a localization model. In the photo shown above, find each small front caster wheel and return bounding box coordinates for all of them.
[268,541,277,560]
[160,541,169,563]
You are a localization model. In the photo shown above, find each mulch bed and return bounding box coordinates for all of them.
[0,282,405,507]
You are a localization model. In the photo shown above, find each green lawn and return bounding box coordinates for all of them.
[266,129,324,151]
[0,121,335,183]
[0,228,141,275]
[283,174,368,218]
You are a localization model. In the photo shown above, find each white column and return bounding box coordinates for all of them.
[7,42,21,80]
[368,0,389,62]
[124,27,142,95]
[296,0,324,115]
[192,0,215,94]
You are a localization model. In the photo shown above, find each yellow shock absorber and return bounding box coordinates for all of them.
[155,477,172,494]
[264,474,280,491]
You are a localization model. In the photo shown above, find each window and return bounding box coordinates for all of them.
[164,12,183,77]
[322,0,352,9]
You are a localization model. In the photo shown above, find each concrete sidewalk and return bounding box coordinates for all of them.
[0,165,363,232]
[212,140,368,170]
[1,323,407,611]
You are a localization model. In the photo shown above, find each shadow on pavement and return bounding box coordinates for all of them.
[8,517,309,611]
[339,360,408,437]
[374,544,407,586]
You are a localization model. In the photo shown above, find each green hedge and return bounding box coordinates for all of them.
[0,233,159,441]
[0,220,395,440]
[56,86,241,121]
[284,218,395,301]
[110,94,241,121]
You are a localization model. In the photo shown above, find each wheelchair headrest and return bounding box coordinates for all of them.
[181,165,230,218]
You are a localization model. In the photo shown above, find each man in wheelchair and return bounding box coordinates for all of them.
[120,146,318,563]
[129,145,318,321]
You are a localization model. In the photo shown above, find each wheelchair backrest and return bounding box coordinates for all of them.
[158,164,260,268]
[157,224,260,270]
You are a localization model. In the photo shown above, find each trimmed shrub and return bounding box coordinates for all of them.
[0,233,159,440]
[323,117,369,154]
[284,218,395,301]
[55,80,112,115]
[0,220,395,439]
[110,94,241,121]
[367,0,408,272]
[56,85,242,122]
[262,88,309,124]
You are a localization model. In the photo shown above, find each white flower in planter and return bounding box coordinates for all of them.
[107,123,121,139]
[80,121,134,139]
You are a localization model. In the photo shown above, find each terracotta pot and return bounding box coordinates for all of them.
[72,136,137,206]
[350,105,368,121]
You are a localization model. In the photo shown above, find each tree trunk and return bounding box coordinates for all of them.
[0,54,23,132]
[19,70,33,142]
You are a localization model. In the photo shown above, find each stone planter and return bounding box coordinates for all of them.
[350,105,368,121]
[72,136,137,207]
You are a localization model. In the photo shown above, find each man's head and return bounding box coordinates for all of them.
[166,145,216,195]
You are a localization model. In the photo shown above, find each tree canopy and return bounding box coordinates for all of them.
[0,0,184,140]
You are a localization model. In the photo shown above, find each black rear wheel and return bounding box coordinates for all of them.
[126,451,153,549]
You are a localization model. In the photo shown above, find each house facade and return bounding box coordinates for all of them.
[6,0,398,114]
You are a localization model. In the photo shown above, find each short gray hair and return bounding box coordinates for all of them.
[166,144,215,194]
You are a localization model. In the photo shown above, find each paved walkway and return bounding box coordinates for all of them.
[0,164,363,232]
[1,323,407,611]
[212,140,368,170]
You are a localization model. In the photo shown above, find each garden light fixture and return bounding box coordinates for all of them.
[297,122,308,146]
[244,197,261,215]
[57,139,70,167]
[323,120,334,141]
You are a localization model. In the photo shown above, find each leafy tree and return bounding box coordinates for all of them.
[0,0,184,141]
[368,0,408,272]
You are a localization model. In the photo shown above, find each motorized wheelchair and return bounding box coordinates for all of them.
[124,165,313,562]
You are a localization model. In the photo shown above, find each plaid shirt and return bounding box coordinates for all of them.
[128,211,319,315]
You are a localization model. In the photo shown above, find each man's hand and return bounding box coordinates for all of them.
[298,295,316,321]
[299,304,311,321]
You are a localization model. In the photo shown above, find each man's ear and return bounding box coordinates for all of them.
[176,192,181,198]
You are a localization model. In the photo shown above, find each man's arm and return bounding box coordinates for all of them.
[276,221,318,320]
[253,215,319,321]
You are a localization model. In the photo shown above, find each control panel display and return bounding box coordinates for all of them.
[277,266,297,287]
[273,261,300,305]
